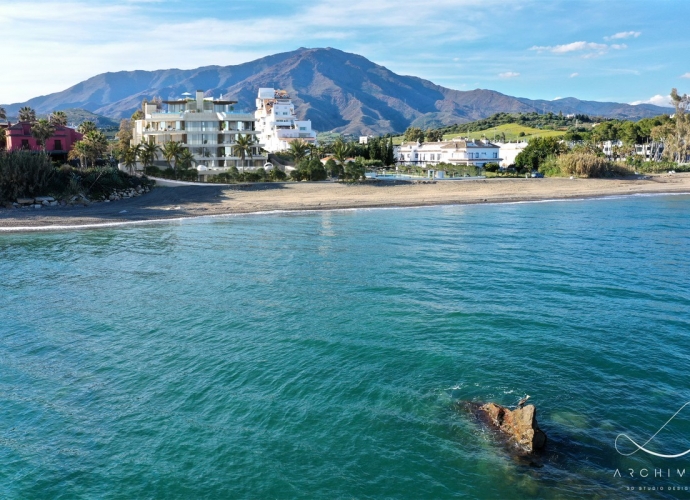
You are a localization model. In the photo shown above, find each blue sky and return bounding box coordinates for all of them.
[1,0,689,106]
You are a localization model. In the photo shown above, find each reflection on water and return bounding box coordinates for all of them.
[0,195,689,498]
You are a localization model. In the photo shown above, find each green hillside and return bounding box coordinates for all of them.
[444,123,566,142]
[393,123,564,145]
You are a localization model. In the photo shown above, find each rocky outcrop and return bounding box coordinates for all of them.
[1,185,151,210]
[463,401,546,456]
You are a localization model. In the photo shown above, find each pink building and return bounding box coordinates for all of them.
[6,122,83,160]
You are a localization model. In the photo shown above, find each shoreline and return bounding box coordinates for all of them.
[1,174,689,232]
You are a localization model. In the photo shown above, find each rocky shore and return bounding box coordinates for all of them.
[3,185,151,210]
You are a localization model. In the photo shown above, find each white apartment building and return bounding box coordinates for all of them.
[397,138,501,167]
[255,88,317,152]
[495,141,528,167]
[131,90,266,177]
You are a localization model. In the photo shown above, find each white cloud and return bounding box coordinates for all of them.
[604,31,641,41]
[530,41,627,57]
[681,73,690,79]
[498,71,520,78]
[630,94,673,107]
[0,0,501,103]
[570,72,579,78]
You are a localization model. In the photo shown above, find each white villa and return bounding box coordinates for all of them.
[495,141,528,167]
[130,90,266,179]
[397,138,501,168]
[254,88,317,152]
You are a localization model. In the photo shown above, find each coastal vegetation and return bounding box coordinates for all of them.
[0,150,151,203]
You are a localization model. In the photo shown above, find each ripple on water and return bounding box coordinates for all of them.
[0,195,689,498]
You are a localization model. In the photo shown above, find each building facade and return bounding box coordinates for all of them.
[397,139,501,167]
[6,122,82,160]
[495,141,528,167]
[254,88,316,152]
[131,90,266,177]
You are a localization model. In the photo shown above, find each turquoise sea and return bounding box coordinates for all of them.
[1,195,690,499]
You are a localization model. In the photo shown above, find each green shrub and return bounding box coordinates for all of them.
[632,160,688,174]
[293,158,328,181]
[0,150,54,202]
[145,166,162,176]
[343,161,365,181]
[268,167,287,181]
[483,162,499,172]
[538,155,561,177]
[324,158,342,178]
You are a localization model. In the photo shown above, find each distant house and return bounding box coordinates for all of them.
[6,122,83,161]
[397,138,501,168]
[495,141,528,167]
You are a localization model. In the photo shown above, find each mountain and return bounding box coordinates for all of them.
[1,48,672,135]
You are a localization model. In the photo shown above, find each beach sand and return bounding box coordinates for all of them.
[1,174,689,230]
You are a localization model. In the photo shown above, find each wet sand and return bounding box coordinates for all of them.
[1,174,689,231]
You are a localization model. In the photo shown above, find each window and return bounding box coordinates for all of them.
[21,139,30,149]
[54,140,62,151]
[493,152,498,158]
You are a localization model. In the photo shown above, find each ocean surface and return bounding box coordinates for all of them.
[1,195,690,499]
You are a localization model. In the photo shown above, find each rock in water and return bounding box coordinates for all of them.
[463,401,546,455]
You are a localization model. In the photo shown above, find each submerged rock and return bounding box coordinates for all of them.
[462,401,547,456]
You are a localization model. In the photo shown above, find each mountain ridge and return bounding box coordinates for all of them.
[1,47,671,135]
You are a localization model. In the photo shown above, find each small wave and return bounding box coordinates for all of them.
[1,191,688,233]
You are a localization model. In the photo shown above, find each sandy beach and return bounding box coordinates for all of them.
[1,174,689,231]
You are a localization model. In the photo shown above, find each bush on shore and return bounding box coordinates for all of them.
[0,150,54,202]
[556,153,614,178]
[0,150,152,203]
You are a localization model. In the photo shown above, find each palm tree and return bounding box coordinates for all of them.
[49,111,68,127]
[288,139,309,163]
[18,106,36,122]
[309,144,324,160]
[232,134,255,173]
[121,146,138,174]
[31,118,55,150]
[332,138,352,165]
[140,141,162,169]
[0,106,6,121]
[77,120,97,135]
[83,130,109,166]
[178,148,196,170]
[162,140,184,175]
[68,141,89,169]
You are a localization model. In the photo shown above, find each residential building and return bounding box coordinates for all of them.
[255,88,316,152]
[131,90,266,179]
[6,122,82,161]
[397,138,501,168]
[495,141,528,167]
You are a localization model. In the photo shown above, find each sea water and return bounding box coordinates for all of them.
[1,195,689,499]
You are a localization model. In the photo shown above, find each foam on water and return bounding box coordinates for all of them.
[1,190,688,233]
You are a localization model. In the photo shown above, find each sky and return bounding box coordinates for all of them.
[1,0,689,106]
